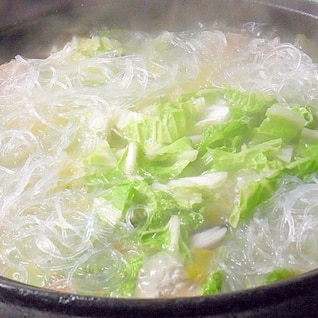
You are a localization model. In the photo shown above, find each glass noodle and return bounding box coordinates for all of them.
[0,23,318,297]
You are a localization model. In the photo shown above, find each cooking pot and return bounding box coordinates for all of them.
[0,1,318,317]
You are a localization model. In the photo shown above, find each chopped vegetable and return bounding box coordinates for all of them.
[203,270,225,295]
[264,269,298,285]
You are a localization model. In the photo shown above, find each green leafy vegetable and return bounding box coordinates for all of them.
[257,104,307,142]
[82,85,318,296]
[75,35,123,57]
[203,270,226,295]
[123,98,197,144]
[264,269,298,285]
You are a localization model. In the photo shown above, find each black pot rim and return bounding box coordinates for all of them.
[1,266,318,317]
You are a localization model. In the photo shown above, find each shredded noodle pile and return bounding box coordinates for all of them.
[0,25,318,296]
[217,175,318,292]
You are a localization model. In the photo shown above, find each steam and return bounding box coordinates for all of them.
[1,0,317,65]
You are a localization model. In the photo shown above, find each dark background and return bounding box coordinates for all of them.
[0,1,74,29]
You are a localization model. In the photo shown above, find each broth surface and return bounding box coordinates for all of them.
[0,25,318,297]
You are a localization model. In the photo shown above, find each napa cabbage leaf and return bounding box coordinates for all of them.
[82,85,318,296]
